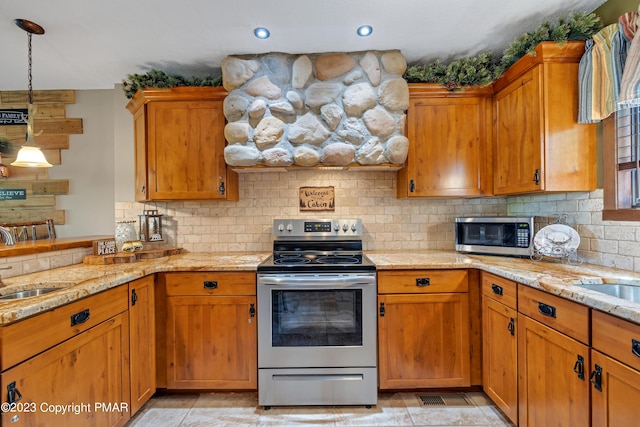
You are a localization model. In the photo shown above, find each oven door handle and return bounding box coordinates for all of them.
[258,275,376,287]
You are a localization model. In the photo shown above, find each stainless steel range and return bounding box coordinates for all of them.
[257,219,377,408]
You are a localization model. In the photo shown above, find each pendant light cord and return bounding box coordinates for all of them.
[27,32,33,104]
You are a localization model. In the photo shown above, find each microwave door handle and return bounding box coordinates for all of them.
[258,276,375,287]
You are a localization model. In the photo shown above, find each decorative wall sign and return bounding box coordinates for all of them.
[299,186,335,211]
[0,109,28,125]
[0,189,26,200]
[93,238,117,256]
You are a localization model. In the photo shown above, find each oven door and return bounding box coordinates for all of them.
[257,272,377,369]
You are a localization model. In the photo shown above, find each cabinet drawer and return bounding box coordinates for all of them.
[482,272,517,309]
[518,285,589,344]
[164,272,256,296]
[592,310,640,372]
[0,285,128,371]
[378,270,468,294]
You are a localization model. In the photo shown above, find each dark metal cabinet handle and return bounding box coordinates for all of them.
[533,169,540,185]
[507,318,515,336]
[249,303,255,318]
[416,278,430,287]
[409,180,415,192]
[218,181,225,195]
[632,339,640,358]
[7,382,22,404]
[573,355,585,381]
[131,289,138,306]
[379,302,385,317]
[204,281,218,290]
[491,284,503,296]
[538,302,556,318]
[141,185,146,195]
[70,309,90,326]
[590,364,603,391]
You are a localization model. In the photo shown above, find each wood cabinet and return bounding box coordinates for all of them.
[163,272,257,389]
[0,287,130,427]
[481,273,518,424]
[492,41,597,195]
[517,285,590,427]
[126,87,238,201]
[128,276,156,414]
[590,310,640,426]
[398,84,493,198]
[377,269,471,389]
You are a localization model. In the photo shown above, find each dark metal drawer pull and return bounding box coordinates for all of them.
[491,284,503,295]
[70,309,90,326]
[7,382,22,404]
[379,302,385,317]
[507,318,515,336]
[538,302,556,318]
[416,278,430,287]
[204,281,218,290]
[632,339,640,358]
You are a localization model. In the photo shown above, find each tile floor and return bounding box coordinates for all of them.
[126,391,515,427]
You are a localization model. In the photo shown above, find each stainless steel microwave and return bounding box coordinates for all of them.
[455,216,535,257]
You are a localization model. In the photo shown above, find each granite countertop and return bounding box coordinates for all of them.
[1,249,640,325]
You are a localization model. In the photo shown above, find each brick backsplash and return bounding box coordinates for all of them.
[508,189,640,272]
[116,171,508,253]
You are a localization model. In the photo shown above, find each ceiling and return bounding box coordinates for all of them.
[0,0,606,91]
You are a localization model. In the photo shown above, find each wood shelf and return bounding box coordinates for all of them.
[0,235,112,258]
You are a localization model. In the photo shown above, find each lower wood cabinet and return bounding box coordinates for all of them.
[128,276,156,414]
[517,286,590,427]
[377,270,471,389]
[481,273,518,424]
[163,272,257,389]
[0,303,130,427]
[590,310,640,426]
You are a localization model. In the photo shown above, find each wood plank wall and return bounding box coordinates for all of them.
[0,90,81,225]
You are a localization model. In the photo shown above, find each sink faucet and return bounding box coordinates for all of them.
[0,226,15,246]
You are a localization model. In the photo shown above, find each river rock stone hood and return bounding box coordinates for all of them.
[221,50,410,168]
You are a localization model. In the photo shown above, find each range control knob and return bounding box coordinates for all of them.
[334,223,340,231]
[342,223,348,232]
[286,223,293,232]
[277,224,285,232]
[351,223,357,232]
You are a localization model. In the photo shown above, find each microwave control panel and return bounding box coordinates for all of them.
[515,223,531,247]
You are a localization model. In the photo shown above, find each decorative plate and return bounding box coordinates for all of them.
[533,224,580,258]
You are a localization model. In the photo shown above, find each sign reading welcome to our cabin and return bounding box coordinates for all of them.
[0,109,28,126]
[299,186,335,211]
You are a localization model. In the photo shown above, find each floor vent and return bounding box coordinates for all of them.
[417,393,475,407]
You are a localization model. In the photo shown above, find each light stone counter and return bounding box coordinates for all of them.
[367,250,640,324]
[0,252,270,324]
[2,249,640,326]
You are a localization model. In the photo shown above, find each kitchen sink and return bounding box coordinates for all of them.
[0,287,63,300]
[576,283,640,304]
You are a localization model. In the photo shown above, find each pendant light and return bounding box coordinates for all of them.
[11,19,52,168]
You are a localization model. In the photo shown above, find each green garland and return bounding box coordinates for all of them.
[0,138,17,155]
[404,11,603,89]
[122,70,222,99]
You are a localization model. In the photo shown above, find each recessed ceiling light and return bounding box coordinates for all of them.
[254,27,270,39]
[357,25,373,37]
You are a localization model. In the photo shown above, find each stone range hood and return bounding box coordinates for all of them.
[221,50,410,171]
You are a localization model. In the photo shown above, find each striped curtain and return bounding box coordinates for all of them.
[619,9,640,106]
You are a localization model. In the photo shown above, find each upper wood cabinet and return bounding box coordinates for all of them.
[126,87,238,201]
[492,41,597,196]
[398,84,493,198]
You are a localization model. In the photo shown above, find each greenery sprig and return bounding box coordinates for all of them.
[403,11,603,90]
[122,69,222,99]
[0,138,17,155]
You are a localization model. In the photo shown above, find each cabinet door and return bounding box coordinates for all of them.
[401,87,492,197]
[166,295,257,389]
[1,313,130,427]
[378,293,470,389]
[482,297,518,424]
[494,67,543,195]
[518,314,589,427]
[147,99,228,200]
[129,276,155,414]
[591,350,640,427]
